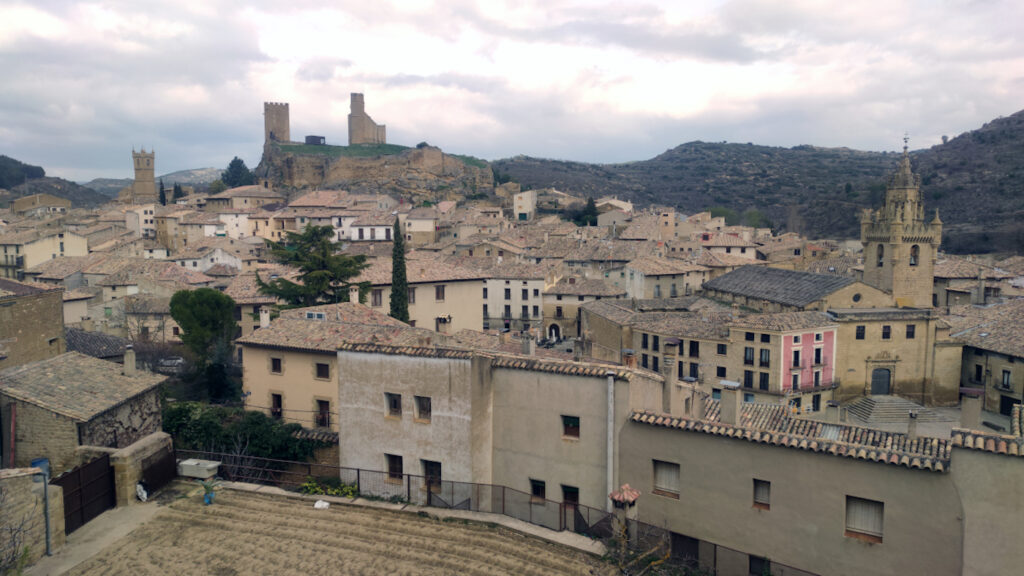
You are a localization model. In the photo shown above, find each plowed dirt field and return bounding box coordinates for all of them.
[65,489,612,576]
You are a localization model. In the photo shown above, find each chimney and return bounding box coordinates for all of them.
[259,307,271,329]
[719,380,742,426]
[81,316,94,331]
[123,344,136,376]
[960,388,983,431]
[825,400,840,424]
[907,411,918,440]
[520,334,535,356]
[499,331,510,345]
[572,338,584,362]
[690,385,706,419]
[622,350,637,369]
[348,285,360,304]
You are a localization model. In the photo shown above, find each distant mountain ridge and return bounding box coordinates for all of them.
[83,167,221,197]
[493,109,1024,253]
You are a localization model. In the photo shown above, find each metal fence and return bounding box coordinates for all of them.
[179,450,624,539]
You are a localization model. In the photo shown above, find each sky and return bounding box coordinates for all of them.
[1,0,1022,182]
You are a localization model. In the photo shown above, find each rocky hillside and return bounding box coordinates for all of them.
[493,110,1024,253]
[257,142,493,204]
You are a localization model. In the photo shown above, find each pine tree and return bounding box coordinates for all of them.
[222,157,255,188]
[389,218,409,323]
[158,178,167,205]
[172,182,184,201]
[256,226,368,307]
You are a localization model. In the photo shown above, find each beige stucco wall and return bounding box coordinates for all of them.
[950,447,1024,576]
[242,346,339,431]
[619,422,964,576]
[367,279,483,333]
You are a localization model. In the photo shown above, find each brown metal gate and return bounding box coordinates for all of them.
[50,453,116,534]
[140,445,177,494]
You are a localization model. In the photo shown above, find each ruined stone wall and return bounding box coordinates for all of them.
[79,389,162,450]
[264,102,290,143]
[347,93,386,145]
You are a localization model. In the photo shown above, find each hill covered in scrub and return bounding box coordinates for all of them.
[493,110,1024,253]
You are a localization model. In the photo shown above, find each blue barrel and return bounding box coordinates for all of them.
[31,457,50,481]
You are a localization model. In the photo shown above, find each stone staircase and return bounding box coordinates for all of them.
[844,395,955,425]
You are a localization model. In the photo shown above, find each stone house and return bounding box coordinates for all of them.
[11,193,70,217]
[0,351,164,473]
[0,278,65,370]
[204,185,284,212]
[948,299,1024,416]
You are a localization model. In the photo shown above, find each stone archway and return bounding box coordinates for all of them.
[548,324,561,341]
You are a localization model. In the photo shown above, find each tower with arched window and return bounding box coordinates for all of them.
[860,142,942,308]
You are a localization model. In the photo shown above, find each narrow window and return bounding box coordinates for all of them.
[642,333,649,349]
[744,347,755,366]
[652,335,660,352]
[386,393,402,417]
[906,325,915,339]
[522,288,528,299]
[653,460,680,499]
[753,479,771,510]
[792,350,801,368]
[759,373,770,391]
[814,348,823,365]
[876,245,884,267]
[371,289,383,307]
[271,393,282,420]
[846,496,884,543]
[435,285,445,301]
[316,399,330,428]
[562,415,580,438]
[482,286,488,299]
[415,395,431,421]
[882,325,891,340]
[759,348,770,367]
[408,287,416,304]
[504,288,511,300]
[271,357,282,374]
[856,325,865,340]
[422,460,441,491]
[386,454,403,482]
[910,244,920,266]
[743,370,754,388]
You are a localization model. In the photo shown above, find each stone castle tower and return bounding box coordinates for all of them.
[121,148,157,204]
[860,142,942,308]
[264,102,290,143]
[348,93,386,145]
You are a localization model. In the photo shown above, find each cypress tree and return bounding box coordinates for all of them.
[389,217,409,323]
[158,178,167,205]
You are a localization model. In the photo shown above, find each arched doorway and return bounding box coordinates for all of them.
[871,368,891,395]
[548,324,561,341]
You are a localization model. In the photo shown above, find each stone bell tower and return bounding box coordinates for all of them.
[860,138,942,308]
[128,148,157,204]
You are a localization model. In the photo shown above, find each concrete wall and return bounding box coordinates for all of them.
[619,422,964,576]
[0,396,80,473]
[950,447,1024,576]
[0,468,65,567]
[337,352,476,483]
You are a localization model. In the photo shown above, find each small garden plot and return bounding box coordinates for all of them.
[65,489,613,576]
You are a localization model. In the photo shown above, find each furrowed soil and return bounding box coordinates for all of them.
[65,490,613,576]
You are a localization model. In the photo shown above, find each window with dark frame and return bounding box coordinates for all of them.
[271,393,282,420]
[642,333,649,349]
[759,372,769,391]
[271,357,282,374]
[415,395,431,421]
[906,325,916,339]
[562,415,580,438]
[422,460,442,491]
[315,362,330,379]
[856,325,866,340]
[717,343,727,355]
[435,285,445,301]
[530,479,546,502]
[386,454,403,482]
[562,485,579,506]
[744,347,755,366]
[315,399,330,428]
[745,332,755,342]
[759,348,770,367]
[743,370,754,388]
[760,334,770,343]
[652,335,660,351]
[882,325,891,340]
[717,366,726,378]
[386,392,402,417]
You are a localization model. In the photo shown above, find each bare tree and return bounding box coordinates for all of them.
[0,485,37,575]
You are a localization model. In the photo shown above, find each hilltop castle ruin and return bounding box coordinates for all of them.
[262,94,386,147]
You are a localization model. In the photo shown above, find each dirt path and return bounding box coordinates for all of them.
[63,489,613,576]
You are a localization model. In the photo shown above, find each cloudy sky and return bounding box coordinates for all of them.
[1,0,1022,182]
